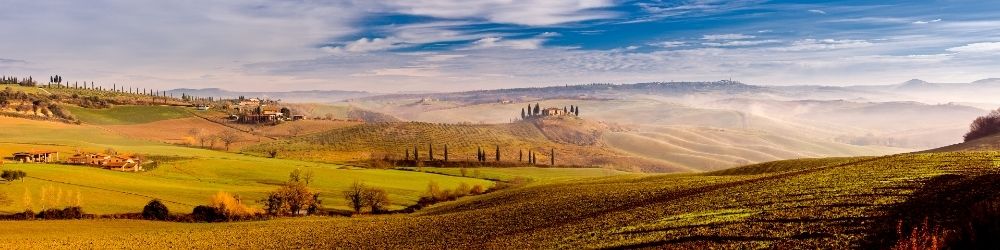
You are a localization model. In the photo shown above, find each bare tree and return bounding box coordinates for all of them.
[343,180,366,214]
[217,130,240,151]
[362,187,389,214]
[288,125,305,137]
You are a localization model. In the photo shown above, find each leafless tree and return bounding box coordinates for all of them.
[288,125,305,137]
[218,130,240,151]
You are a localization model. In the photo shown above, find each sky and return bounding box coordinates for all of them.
[2,0,1000,92]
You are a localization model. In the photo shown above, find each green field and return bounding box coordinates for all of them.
[0,117,492,214]
[63,105,192,125]
[3,151,998,248]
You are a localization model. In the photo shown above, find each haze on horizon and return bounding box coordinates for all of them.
[2,0,999,92]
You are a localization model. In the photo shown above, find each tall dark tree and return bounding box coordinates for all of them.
[551,148,555,166]
[574,106,580,116]
[413,145,419,161]
[428,143,434,161]
[564,106,568,113]
[527,104,532,117]
[519,149,523,162]
[405,149,410,161]
[521,108,526,119]
[533,103,540,115]
[495,145,500,162]
[443,144,449,162]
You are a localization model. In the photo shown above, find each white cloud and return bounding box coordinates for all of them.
[702,34,755,40]
[776,39,873,51]
[808,9,827,15]
[323,37,402,53]
[377,0,617,26]
[913,19,942,24]
[703,40,780,47]
[649,41,686,48]
[947,42,1000,53]
[470,37,545,50]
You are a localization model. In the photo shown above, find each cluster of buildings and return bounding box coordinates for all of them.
[229,98,304,124]
[9,150,144,172]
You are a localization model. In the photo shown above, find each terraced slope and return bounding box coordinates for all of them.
[6,152,998,248]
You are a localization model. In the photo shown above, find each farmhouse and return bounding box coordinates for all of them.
[106,156,143,172]
[542,107,568,116]
[67,153,112,165]
[67,153,144,172]
[11,150,59,163]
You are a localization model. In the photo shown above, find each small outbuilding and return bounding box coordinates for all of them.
[11,150,59,163]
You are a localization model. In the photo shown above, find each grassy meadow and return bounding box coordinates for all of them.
[63,105,192,125]
[0,116,492,214]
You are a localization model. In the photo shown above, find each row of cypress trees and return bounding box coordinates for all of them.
[404,144,557,165]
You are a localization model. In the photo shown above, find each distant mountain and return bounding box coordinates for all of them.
[166,88,375,103]
[895,79,938,89]
[844,78,1000,104]
[359,80,766,105]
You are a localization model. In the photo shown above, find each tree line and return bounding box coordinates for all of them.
[521,102,580,119]
[404,143,558,166]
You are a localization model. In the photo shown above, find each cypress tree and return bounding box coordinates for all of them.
[495,145,500,162]
[444,144,449,162]
[413,145,419,161]
[405,149,410,161]
[534,103,540,115]
[551,148,555,166]
[519,149,523,162]
[428,143,434,161]
[521,108,526,119]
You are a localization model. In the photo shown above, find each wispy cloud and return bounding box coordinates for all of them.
[808,9,827,15]
[912,18,942,24]
[703,39,781,47]
[702,34,755,40]
[649,41,686,48]
[947,42,1000,53]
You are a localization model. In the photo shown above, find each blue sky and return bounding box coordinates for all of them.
[2,0,1000,92]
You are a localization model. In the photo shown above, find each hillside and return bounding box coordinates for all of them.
[5,151,999,248]
[358,97,907,170]
[166,88,374,103]
[0,117,492,213]
[244,119,689,172]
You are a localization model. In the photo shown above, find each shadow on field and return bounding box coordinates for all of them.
[860,173,1000,248]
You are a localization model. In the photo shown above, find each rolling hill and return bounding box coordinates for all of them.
[243,117,688,172]
[4,151,998,248]
[0,116,493,213]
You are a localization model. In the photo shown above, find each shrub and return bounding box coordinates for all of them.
[263,172,319,216]
[964,109,1000,142]
[470,185,485,195]
[192,205,225,222]
[37,206,84,220]
[209,192,258,220]
[142,199,170,220]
